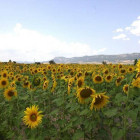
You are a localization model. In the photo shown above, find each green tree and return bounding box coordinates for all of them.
[49,60,56,64]
[134,59,138,65]
[102,61,107,65]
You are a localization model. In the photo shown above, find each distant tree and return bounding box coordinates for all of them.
[49,60,56,64]
[102,61,107,65]
[35,62,41,64]
[9,59,12,63]
[13,61,16,64]
[134,59,138,65]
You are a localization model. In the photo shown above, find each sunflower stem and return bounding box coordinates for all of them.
[17,95,19,136]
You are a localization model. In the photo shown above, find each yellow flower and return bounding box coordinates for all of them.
[105,75,113,83]
[0,78,9,89]
[123,84,129,94]
[90,92,109,111]
[23,105,43,129]
[4,87,17,100]
[131,78,140,88]
[1,71,8,78]
[77,77,84,88]
[77,87,96,104]
[93,75,104,84]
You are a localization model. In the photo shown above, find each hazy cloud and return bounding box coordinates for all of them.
[123,38,130,41]
[114,28,123,32]
[112,34,126,39]
[0,23,106,62]
[99,48,107,52]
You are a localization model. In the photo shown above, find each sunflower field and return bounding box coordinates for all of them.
[0,61,140,140]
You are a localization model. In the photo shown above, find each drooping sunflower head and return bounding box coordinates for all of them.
[43,80,49,90]
[4,87,17,100]
[123,84,129,94]
[77,87,96,104]
[0,78,9,89]
[32,77,41,86]
[118,64,123,69]
[115,76,124,87]
[93,75,104,84]
[22,105,43,129]
[90,92,109,111]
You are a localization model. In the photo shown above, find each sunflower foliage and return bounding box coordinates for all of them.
[0,62,140,139]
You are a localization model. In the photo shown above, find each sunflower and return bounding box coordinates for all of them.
[47,65,51,70]
[115,77,122,87]
[1,71,8,78]
[0,78,9,89]
[103,69,109,75]
[128,67,134,73]
[22,81,30,88]
[77,77,84,88]
[32,77,41,86]
[131,77,140,88]
[43,80,49,90]
[90,92,109,111]
[93,75,104,84]
[4,87,17,100]
[22,105,43,129]
[119,68,127,75]
[123,84,129,94]
[105,75,113,83]
[77,87,96,104]
[118,64,123,69]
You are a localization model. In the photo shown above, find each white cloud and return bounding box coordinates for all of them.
[125,27,131,31]
[123,38,130,41]
[137,16,140,19]
[138,40,140,44]
[130,20,140,36]
[99,48,107,52]
[114,28,123,32]
[112,34,126,39]
[0,23,105,62]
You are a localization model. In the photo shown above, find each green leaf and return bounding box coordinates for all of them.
[72,130,84,140]
[111,127,124,140]
[126,109,138,121]
[103,108,118,117]
[50,109,59,115]
[79,109,89,116]
[19,95,29,100]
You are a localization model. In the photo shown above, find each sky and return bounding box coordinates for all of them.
[0,0,140,62]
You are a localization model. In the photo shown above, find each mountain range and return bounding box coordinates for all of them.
[42,53,140,64]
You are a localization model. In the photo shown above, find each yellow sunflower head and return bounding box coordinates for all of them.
[1,71,8,78]
[4,87,17,100]
[119,68,127,75]
[90,92,109,111]
[105,75,113,83]
[123,84,129,94]
[77,77,84,88]
[23,81,30,88]
[22,105,43,129]
[93,75,104,84]
[0,78,9,89]
[77,87,96,104]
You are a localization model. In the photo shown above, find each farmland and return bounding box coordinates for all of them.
[0,61,140,140]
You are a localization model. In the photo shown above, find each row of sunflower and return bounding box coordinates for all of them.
[0,61,140,140]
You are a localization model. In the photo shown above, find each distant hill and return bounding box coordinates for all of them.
[42,53,140,64]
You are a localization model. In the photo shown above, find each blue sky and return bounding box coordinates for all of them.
[0,0,140,62]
